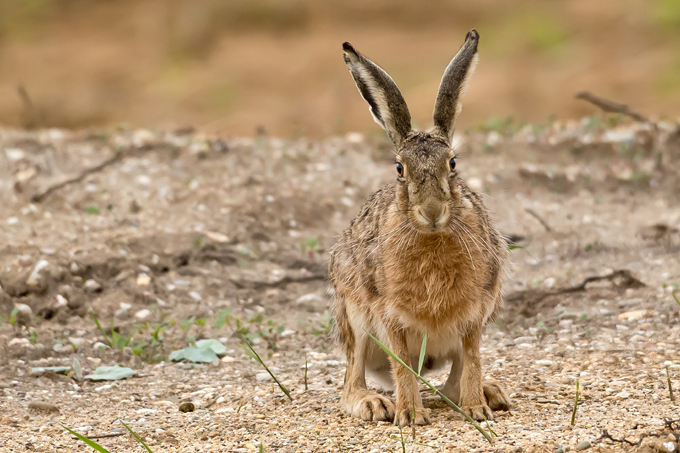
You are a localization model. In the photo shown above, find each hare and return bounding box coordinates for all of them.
[328,29,511,426]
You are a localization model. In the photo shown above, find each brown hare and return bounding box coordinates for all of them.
[329,29,511,426]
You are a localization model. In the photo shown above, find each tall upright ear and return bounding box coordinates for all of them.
[342,42,412,147]
[432,29,479,145]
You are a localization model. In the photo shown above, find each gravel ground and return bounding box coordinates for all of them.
[1,119,679,452]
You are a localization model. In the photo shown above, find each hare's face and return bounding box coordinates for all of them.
[395,133,460,234]
[342,30,479,231]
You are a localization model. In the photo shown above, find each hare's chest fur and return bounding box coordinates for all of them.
[380,230,494,335]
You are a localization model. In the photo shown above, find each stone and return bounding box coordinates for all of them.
[179,402,195,413]
[575,440,591,451]
[28,401,59,412]
[8,338,33,349]
[135,309,151,320]
[618,310,647,321]
[83,279,102,293]
[26,260,50,287]
[69,337,86,348]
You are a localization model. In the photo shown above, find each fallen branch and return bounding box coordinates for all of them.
[31,144,160,203]
[575,91,652,124]
[595,419,679,447]
[524,208,552,232]
[505,270,645,318]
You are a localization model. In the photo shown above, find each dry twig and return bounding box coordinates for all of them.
[524,208,552,232]
[31,144,161,203]
[575,91,653,125]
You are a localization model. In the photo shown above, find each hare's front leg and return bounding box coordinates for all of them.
[341,329,395,422]
[385,327,430,426]
[460,329,494,421]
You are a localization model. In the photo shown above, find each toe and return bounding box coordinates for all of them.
[370,396,395,422]
[483,380,512,412]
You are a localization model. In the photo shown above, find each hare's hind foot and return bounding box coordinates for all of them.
[483,379,511,412]
[341,389,395,422]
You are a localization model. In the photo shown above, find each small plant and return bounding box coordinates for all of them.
[366,332,494,443]
[571,379,580,426]
[130,320,169,363]
[28,330,38,344]
[667,365,675,402]
[214,309,233,329]
[241,338,292,400]
[673,289,680,307]
[301,236,320,259]
[92,314,132,349]
[8,308,19,326]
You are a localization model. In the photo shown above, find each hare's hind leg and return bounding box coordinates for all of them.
[338,304,394,422]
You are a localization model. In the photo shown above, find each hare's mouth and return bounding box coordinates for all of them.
[413,206,450,233]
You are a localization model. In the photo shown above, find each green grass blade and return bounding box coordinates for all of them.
[240,341,293,400]
[673,289,679,307]
[61,425,111,453]
[366,331,493,444]
[259,441,264,452]
[119,420,154,453]
[91,314,111,347]
[418,332,428,375]
[399,426,407,453]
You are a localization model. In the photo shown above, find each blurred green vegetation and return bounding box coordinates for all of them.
[0,0,678,133]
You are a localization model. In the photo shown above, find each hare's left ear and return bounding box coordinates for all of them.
[343,42,412,147]
[432,29,479,145]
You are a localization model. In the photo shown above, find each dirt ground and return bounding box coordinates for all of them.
[1,118,680,452]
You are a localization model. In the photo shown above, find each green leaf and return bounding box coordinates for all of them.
[72,358,83,381]
[195,339,227,355]
[169,346,218,363]
[673,289,680,307]
[119,420,154,453]
[84,366,137,381]
[418,333,427,375]
[61,425,111,453]
[507,245,524,250]
[31,366,71,375]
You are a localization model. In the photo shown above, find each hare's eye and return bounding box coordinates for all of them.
[449,158,456,171]
[396,162,404,176]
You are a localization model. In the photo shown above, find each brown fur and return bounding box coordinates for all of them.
[330,29,511,425]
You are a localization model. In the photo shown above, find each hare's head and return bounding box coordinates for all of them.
[343,30,479,234]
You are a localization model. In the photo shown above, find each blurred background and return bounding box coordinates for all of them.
[0,0,679,137]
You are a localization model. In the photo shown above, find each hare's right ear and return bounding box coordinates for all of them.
[342,42,412,147]
[432,29,479,145]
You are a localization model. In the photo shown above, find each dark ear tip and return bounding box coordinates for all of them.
[342,42,356,54]
[466,29,479,41]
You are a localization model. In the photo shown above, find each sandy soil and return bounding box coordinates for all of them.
[1,119,679,452]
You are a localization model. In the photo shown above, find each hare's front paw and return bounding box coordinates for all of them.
[394,407,430,427]
[483,379,511,412]
[343,391,395,422]
[462,403,494,421]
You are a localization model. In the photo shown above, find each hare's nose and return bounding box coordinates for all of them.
[421,203,444,224]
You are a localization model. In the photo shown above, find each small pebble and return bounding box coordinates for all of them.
[179,402,195,413]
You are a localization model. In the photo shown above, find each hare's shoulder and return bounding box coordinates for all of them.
[344,182,397,240]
